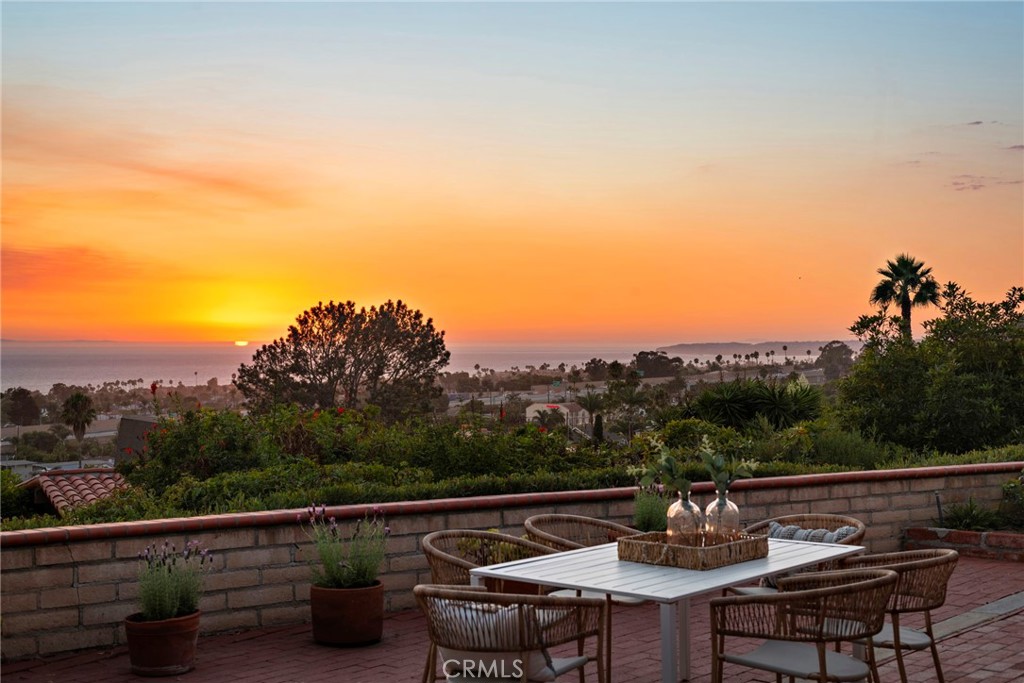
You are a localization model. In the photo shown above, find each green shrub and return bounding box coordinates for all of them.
[999,471,1024,530]
[0,469,34,519]
[633,490,669,532]
[941,497,1000,531]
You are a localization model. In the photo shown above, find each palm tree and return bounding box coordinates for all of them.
[576,387,604,431]
[60,392,97,468]
[870,253,940,338]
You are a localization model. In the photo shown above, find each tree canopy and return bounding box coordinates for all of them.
[840,284,1024,452]
[868,253,940,338]
[235,300,450,418]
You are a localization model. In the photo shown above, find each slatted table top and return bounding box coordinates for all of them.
[470,538,864,602]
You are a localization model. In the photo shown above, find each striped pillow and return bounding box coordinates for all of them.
[767,521,859,544]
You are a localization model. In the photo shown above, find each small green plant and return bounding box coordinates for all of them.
[941,497,1000,531]
[303,504,389,589]
[137,540,212,621]
[998,471,1024,529]
[698,436,757,495]
[637,439,693,497]
[633,489,669,532]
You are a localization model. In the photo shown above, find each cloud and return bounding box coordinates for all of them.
[3,90,300,208]
[966,121,984,126]
[1008,145,1024,151]
[949,173,1022,191]
[951,174,994,191]
[0,245,165,291]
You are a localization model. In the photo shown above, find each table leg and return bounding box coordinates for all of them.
[659,599,691,683]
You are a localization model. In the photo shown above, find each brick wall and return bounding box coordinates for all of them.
[1,462,1019,660]
[905,527,1024,561]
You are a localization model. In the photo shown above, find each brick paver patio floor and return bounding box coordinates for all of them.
[4,556,1023,682]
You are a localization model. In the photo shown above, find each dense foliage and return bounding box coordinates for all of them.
[235,300,450,419]
[839,285,1024,452]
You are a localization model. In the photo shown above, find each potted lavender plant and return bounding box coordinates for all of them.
[301,504,389,646]
[124,540,213,676]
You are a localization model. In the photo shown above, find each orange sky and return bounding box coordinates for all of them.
[2,4,1022,346]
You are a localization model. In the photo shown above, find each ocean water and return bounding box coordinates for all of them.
[0,341,660,394]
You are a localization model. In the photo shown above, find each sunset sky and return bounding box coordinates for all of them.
[3,2,1022,347]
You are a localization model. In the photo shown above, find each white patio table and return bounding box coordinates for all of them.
[470,537,863,683]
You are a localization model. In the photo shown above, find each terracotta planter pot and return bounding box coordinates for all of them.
[310,581,384,646]
[124,610,201,677]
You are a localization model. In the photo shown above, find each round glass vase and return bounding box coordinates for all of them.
[666,492,703,546]
[704,490,741,544]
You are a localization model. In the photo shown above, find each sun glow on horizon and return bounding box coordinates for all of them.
[1,3,1020,345]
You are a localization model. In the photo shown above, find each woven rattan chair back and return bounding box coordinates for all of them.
[421,529,557,587]
[840,548,959,683]
[710,568,898,683]
[414,584,609,683]
[743,513,867,546]
[524,514,639,551]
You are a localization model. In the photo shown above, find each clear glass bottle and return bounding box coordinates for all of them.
[666,491,703,545]
[704,490,741,544]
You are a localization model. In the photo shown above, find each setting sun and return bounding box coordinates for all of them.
[234,341,249,347]
[1,3,1020,346]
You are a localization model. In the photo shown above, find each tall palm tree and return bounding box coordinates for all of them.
[870,253,940,338]
[60,392,97,468]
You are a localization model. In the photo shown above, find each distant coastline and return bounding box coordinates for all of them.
[0,339,847,394]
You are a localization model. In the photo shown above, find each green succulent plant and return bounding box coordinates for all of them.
[697,435,757,494]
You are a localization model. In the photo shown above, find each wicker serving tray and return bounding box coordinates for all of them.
[617,532,768,571]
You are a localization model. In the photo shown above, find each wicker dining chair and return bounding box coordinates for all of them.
[743,513,867,546]
[414,584,609,683]
[710,568,898,683]
[839,548,959,683]
[524,514,639,551]
[728,513,868,597]
[421,530,558,592]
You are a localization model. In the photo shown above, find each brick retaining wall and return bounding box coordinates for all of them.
[1,462,1019,660]
[905,527,1024,561]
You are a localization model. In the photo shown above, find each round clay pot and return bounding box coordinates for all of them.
[124,610,201,676]
[310,581,384,646]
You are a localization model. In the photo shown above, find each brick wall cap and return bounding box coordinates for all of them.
[4,461,1021,549]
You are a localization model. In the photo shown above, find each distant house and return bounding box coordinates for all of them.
[0,459,38,481]
[116,415,159,461]
[798,368,827,386]
[524,402,590,430]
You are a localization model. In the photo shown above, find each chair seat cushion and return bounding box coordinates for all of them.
[723,640,871,682]
[871,622,933,650]
[727,585,778,596]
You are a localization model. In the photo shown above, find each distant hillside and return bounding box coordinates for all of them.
[656,340,863,359]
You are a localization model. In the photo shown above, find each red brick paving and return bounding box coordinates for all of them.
[3,556,1022,682]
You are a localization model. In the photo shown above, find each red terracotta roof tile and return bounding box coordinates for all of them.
[19,468,128,514]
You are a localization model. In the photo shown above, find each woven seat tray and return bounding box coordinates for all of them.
[617,532,768,571]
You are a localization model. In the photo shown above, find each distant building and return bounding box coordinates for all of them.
[0,459,38,481]
[524,402,590,430]
[116,415,159,461]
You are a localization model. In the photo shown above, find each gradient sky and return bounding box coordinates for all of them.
[3,2,1022,346]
